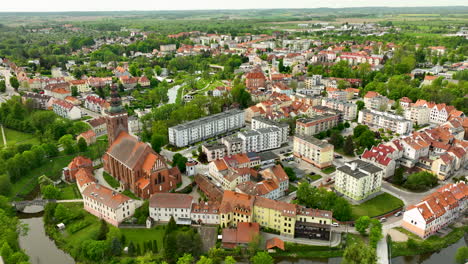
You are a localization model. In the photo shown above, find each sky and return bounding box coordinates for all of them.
[0,0,466,12]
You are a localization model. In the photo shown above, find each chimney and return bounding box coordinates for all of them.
[350,162,358,171]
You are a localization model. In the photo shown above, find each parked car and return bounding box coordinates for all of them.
[331,222,339,227]
[394,211,402,217]
[380,217,387,223]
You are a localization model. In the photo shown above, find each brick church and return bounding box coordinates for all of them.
[103,86,181,199]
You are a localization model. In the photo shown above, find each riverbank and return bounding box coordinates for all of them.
[390,225,468,258]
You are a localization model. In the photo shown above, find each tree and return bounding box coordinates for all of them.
[224,256,236,264]
[41,185,61,199]
[172,153,188,173]
[59,134,76,154]
[0,80,6,93]
[9,77,19,90]
[283,167,297,181]
[71,86,79,97]
[355,216,371,235]
[0,174,11,196]
[110,238,122,256]
[177,253,194,264]
[329,131,344,149]
[343,136,355,156]
[97,219,109,240]
[207,247,225,264]
[404,171,438,191]
[342,241,377,264]
[77,137,88,152]
[393,167,405,185]
[368,219,383,248]
[151,134,166,153]
[356,100,365,111]
[196,256,213,264]
[128,241,135,257]
[251,252,273,264]
[455,246,468,264]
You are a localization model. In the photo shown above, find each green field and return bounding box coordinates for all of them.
[351,193,404,219]
[120,226,166,247]
[58,183,82,200]
[1,128,40,146]
[321,166,336,174]
[103,172,121,189]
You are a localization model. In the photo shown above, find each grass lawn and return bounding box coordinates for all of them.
[103,172,121,189]
[122,190,140,200]
[351,193,404,219]
[11,155,73,200]
[57,183,82,200]
[321,166,336,174]
[120,226,166,248]
[307,174,322,182]
[3,128,40,146]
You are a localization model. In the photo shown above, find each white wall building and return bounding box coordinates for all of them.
[358,109,413,135]
[149,193,193,224]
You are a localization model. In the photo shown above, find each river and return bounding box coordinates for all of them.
[16,205,465,264]
[18,205,75,264]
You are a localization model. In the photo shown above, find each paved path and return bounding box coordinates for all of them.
[261,231,341,247]
[176,175,192,191]
[1,125,6,146]
[94,168,122,191]
[376,237,389,264]
[57,199,83,203]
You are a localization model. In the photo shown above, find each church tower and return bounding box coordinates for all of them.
[105,85,128,146]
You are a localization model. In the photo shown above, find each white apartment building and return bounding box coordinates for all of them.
[82,183,139,226]
[358,109,413,135]
[293,135,334,169]
[334,160,384,201]
[295,114,340,136]
[169,109,245,147]
[327,90,348,101]
[251,116,289,144]
[365,95,390,110]
[238,127,281,153]
[191,201,220,225]
[321,98,358,120]
[149,193,193,224]
[404,106,430,125]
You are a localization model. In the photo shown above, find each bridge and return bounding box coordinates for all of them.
[11,199,56,211]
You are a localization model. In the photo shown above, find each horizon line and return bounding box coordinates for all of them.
[0,5,467,13]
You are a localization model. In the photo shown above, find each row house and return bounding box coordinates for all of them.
[413,99,464,124]
[87,77,112,88]
[219,191,333,240]
[358,109,413,135]
[245,71,266,90]
[362,143,401,178]
[52,99,82,120]
[335,52,383,65]
[402,182,467,239]
[85,95,110,114]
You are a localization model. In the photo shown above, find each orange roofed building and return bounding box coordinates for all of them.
[402,182,468,238]
[222,222,260,249]
[103,86,181,199]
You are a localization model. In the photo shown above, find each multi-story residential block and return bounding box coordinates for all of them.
[203,143,228,162]
[69,79,90,93]
[295,114,340,136]
[82,183,140,226]
[52,99,82,120]
[219,191,333,240]
[293,135,334,169]
[362,143,401,178]
[402,182,467,239]
[365,95,390,110]
[22,92,52,110]
[358,109,413,135]
[400,136,431,168]
[221,136,244,156]
[245,71,266,90]
[168,109,245,147]
[238,127,281,153]
[251,116,289,144]
[304,75,322,89]
[160,44,177,52]
[334,160,384,201]
[321,98,358,120]
[327,89,347,101]
[404,106,431,125]
[149,193,193,224]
